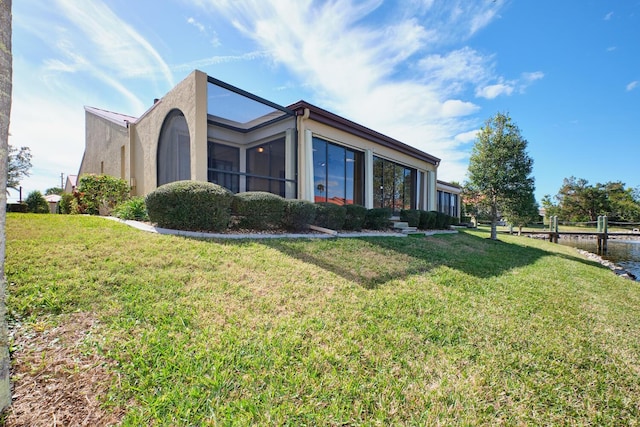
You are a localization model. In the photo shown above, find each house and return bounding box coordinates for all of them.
[64,174,78,194]
[80,70,460,215]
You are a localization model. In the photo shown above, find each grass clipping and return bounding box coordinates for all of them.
[4,313,123,426]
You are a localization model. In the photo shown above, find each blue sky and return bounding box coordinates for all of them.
[10,0,640,203]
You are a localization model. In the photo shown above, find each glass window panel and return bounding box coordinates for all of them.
[313,138,327,203]
[327,143,346,205]
[373,157,384,209]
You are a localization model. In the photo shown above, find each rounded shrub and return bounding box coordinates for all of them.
[400,209,421,227]
[314,202,346,230]
[364,207,392,230]
[343,204,367,231]
[282,199,316,232]
[231,192,285,230]
[145,180,233,232]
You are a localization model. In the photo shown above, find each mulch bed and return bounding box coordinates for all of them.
[3,313,124,426]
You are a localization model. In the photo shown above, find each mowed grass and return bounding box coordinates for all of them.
[6,213,640,425]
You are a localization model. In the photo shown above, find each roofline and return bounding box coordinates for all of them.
[84,106,137,128]
[288,100,440,166]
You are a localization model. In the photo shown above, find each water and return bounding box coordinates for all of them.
[558,237,640,280]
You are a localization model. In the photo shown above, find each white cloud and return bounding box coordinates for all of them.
[476,83,514,99]
[193,0,512,183]
[627,81,639,91]
[604,11,614,21]
[55,0,174,86]
[522,71,544,82]
[187,16,221,47]
[187,17,206,33]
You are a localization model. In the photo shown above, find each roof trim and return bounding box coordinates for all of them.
[288,100,440,166]
[84,106,138,128]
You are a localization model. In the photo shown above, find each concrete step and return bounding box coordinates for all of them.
[400,227,420,234]
[392,221,410,229]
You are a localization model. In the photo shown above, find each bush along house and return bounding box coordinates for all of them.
[80,70,460,217]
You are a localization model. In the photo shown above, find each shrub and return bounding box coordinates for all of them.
[74,174,130,215]
[25,191,49,213]
[59,193,74,214]
[364,208,392,230]
[314,203,346,230]
[282,200,316,232]
[419,211,437,230]
[145,180,233,232]
[6,203,28,213]
[113,197,149,221]
[343,204,367,231]
[400,209,421,227]
[435,211,449,229]
[231,192,286,230]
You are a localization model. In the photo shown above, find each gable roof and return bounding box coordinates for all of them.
[288,100,441,166]
[85,106,138,128]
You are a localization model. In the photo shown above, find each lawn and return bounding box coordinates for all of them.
[4,214,640,425]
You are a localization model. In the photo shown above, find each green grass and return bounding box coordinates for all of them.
[6,213,640,425]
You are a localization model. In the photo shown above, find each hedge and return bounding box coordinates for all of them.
[343,204,368,231]
[232,192,285,230]
[145,180,233,232]
[314,203,346,230]
[282,200,316,232]
[364,208,392,230]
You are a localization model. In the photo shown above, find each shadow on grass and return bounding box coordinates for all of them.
[254,229,593,289]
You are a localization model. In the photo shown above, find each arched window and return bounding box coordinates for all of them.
[157,110,191,186]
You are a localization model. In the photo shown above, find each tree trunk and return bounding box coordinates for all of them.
[490,200,498,240]
[0,0,13,412]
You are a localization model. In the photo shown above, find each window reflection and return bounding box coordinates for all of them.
[373,156,416,212]
[313,137,363,205]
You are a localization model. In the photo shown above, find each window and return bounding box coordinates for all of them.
[313,137,363,205]
[437,191,458,217]
[157,110,191,186]
[373,156,415,212]
[246,138,286,196]
[207,142,240,193]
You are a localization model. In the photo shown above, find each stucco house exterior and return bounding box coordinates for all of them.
[80,70,460,216]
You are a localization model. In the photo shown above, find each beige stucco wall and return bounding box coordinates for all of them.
[80,112,129,180]
[129,70,208,195]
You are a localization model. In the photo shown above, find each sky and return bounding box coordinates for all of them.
[9,0,640,203]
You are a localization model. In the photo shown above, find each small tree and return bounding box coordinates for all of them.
[25,190,49,213]
[466,112,535,240]
[502,190,540,235]
[7,145,31,191]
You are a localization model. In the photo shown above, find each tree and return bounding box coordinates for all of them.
[25,190,49,214]
[0,0,12,411]
[7,144,31,190]
[548,177,640,223]
[466,112,535,240]
[44,186,63,196]
[502,190,540,235]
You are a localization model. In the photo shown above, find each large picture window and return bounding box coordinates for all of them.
[207,142,240,193]
[246,138,286,197]
[157,110,191,186]
[373,156,415,212]
[313,137,363,205]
